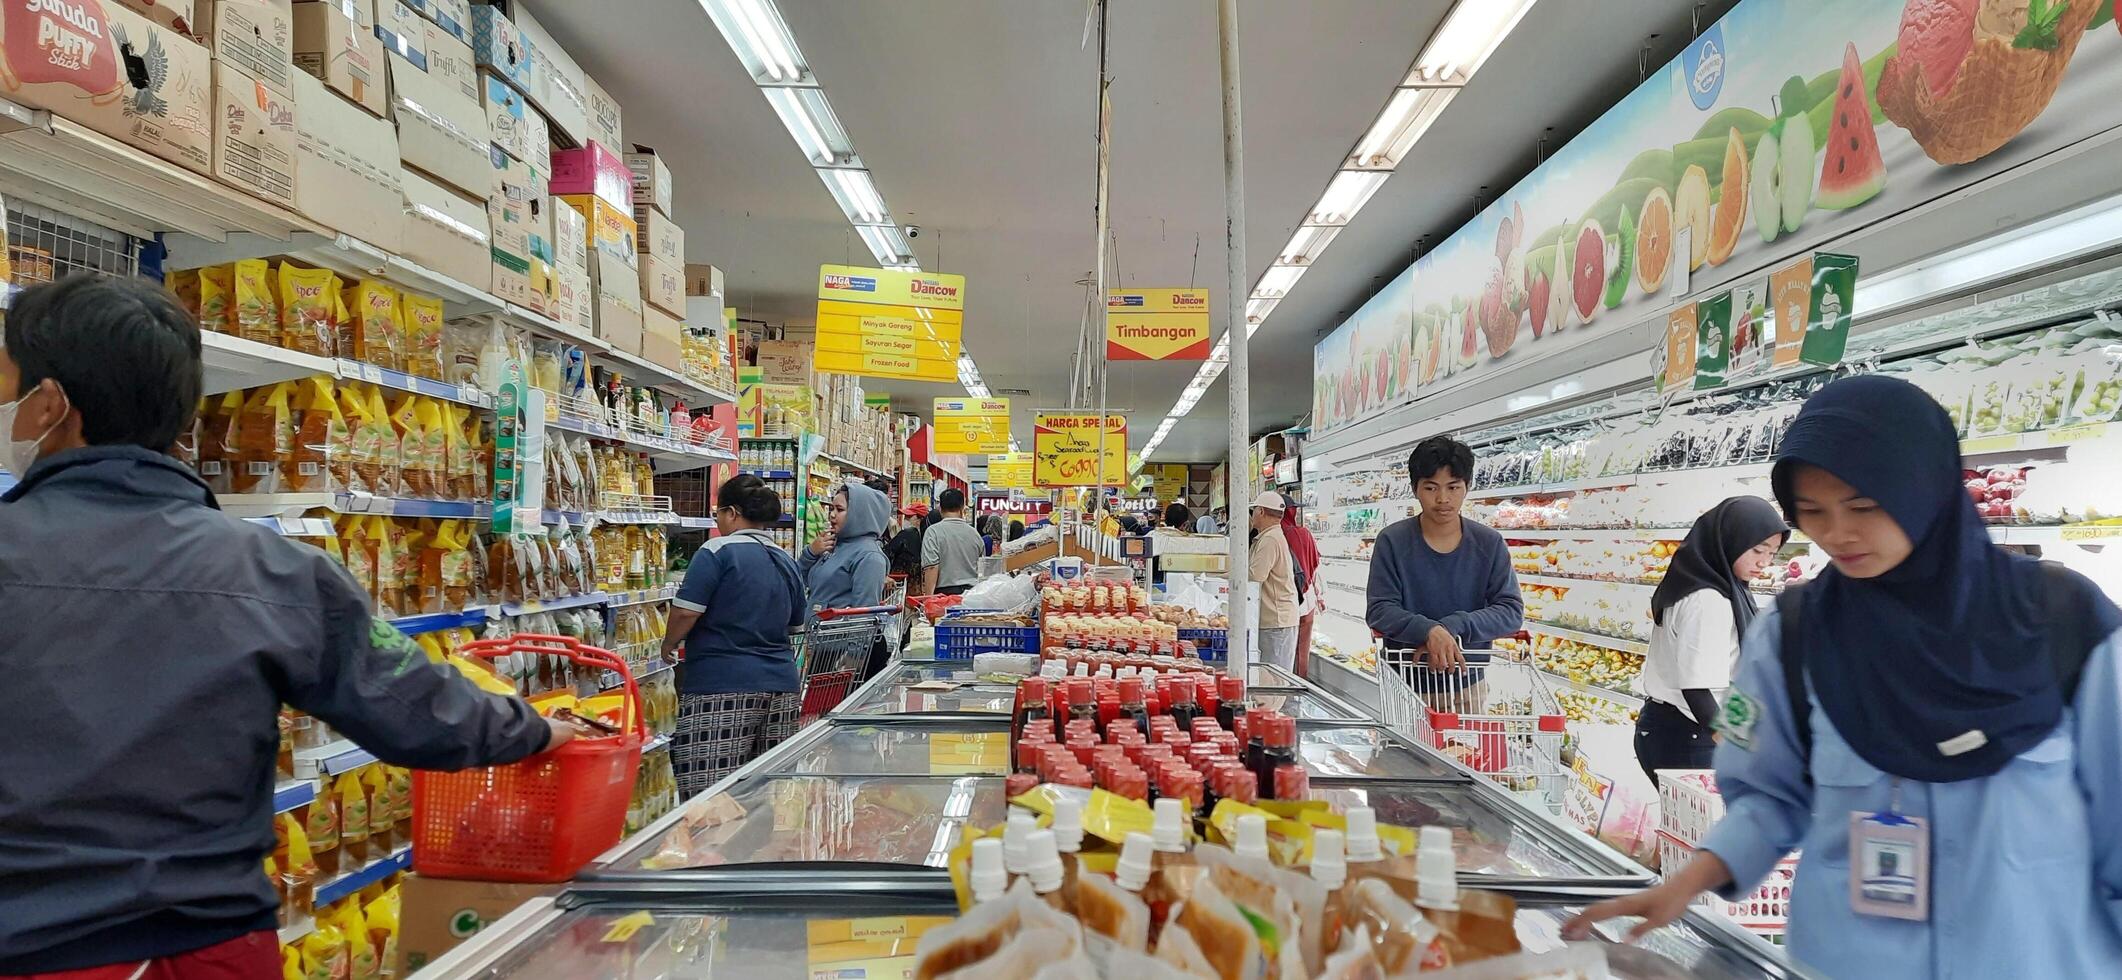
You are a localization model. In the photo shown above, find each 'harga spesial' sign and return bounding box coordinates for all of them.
[1312,0,2122,437]
[1033,412,1128,487]
[1107,288,1211,360]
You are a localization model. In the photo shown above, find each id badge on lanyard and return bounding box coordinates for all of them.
[1849,778,1929,921]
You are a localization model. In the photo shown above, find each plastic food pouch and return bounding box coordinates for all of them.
[1161,878,1264,980]
[278,814,318,919]
[1075,872,1149,955]
[288,378,348,493]
[333,901,380,980]
[301,791,340,877]
[196,391,242,493]
[367,517,404,618]
[197,265,236,334]
[1418,887,1520,966]
[167,268,200,319]
[276,264,340,357]
[232,383,296,493]
[442,317,488,387]
[913,881,1081,980]
[1316,926,1383,979]
[388,767,414,838]
[434,520,478,610]
[467,412,492,501]
[298,919,348,980]
[414,399,450,501]
[1195,842,1322,977]
[934,928,1090,980]
[281,946,303,980]
[440,405,470,501]
[389,521,423,614]
[335,772,371,869]
[363,766,395,854]
[368,388,405,496]
[400,293,445,380]
[386,396,427,497]
[364,886,400,980]
[346,280,401,370]
[530,339,563,397]
[232,259,277,346]
[336,386,376,494]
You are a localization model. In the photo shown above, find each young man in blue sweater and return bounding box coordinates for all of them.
[1365,436,1523,695]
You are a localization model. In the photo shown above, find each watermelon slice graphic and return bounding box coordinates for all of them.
[1818,42,1886,210]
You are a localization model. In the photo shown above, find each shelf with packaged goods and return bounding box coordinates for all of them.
[1537,669,1646,710]
[608,586,680,609]
[545,412,737,472]
[278,917,317,947]
[200,333,338,397]
[1525,622,1649,656]
[314,846,411,908]
[643,734,671,755]
[1469,465,1775,501]
[498,592,615,617]
[292,740,376,780]
[273,779,317,816]
[821,452,892,480]
[387,607,490,637]
[218,492,486,520]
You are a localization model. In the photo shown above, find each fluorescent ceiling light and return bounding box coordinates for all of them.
[1348,88,1438,170]
[1254,265,1304,299]
[763,87,852,166]
[1307,170,1388,227]
[700,0,807,83]
[857,224,907,266]
[823,167,889,224]
[1246,297,1278,322]
[1277,226,1339,266]
[1411,0,1536,84]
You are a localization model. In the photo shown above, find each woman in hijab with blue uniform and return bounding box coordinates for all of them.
[1568,376,2122,977]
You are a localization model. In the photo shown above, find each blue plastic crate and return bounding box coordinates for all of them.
[935,618,1041,659]
[1178,627,1229,662]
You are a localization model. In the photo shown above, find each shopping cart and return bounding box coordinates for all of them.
[1376,646,1570,810]
[410,634,644,882]
[800,605,895,723]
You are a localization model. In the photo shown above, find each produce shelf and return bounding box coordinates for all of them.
[315,846,411,908]
[1537,669,1645,709]
[1526,622,1649,656]
[335,359,494,409]
[200,333,336,397]
[273,779,317,815]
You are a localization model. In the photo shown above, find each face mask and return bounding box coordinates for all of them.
[0,383,63,476]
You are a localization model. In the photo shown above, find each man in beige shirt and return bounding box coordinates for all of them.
[1247,490,1302,671]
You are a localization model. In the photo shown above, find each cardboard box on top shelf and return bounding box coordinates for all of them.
[292,0,386,117]
[209,61,297,207]
[290,69,400,249]
[388,36,489,198]
[374,0,427,70]
[589,247,644,353]
[402,0,467,43]
[555,194,635,269]
[115,0,195,32]
[197,0,296,95]
[637,209,683,271]
[643,306,683,368]
[584,73,621,149]
[639,254,682,318]
[481,72,545,171]
[400,166,491,287]
[549,142,631,213]
[0,0,212,175]
[548,194,587,272]
[504,0,587,146]
[684,264,724,298]
[422,17,479,106]
[556,262,591,334]
[467,3,530,95]
[624,146,673,219]
[487,147,556,312]
[396,874,559,977]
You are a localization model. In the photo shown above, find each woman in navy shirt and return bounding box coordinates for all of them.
[661,475,809,796]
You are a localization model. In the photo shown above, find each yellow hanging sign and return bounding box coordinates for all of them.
[818,265,966,311]
[987,452,1034,489]
[933,398,1011,454]
[1033,412,1128,487]
[815,265,965,383]
[1107,287,1211,361]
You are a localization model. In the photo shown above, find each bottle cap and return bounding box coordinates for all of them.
[1025,829,1065,894]
[1311,828,1347,889]
[1152,797,1188,852]
[1416,825,1460,910]
[1003,811,1037,873]
[1051,796,1084,853]
[1219,675,1245,700]
[1067,678,1093,704]
[970,837,1007,902]
[1115,831,1154,891]
[1346,806,1385,862]
[1269,715,1298,747]
[1118,676,1145,703]
[1234,813,1269,862]
[1021,677,1048,701]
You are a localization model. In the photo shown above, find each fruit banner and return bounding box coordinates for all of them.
[1313,0,2122,436]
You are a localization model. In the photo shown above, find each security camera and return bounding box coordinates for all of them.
[904,225,922,239]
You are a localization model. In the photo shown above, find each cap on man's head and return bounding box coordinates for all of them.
[900,503,929,517]
[1250,490,1286,512]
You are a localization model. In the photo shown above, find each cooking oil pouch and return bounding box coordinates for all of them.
[232,259,277,347]
[400,292,446,381]
[368,388,405,496]
[333,901,381,980]
[346,280,401,371]
[389,521,423,615]
[196,391,243,493]
[167,268,200,320]
[433,520,478,610]
[302,792,340,875]
[289,378,348,493]
[363,767,396,855]
[198,265,235,334]
[366,517,404,618]
[388,396,429,497]
[441,404,473,501]
[275,264,340,357]
[364,887,400,980]
[281,945,302,980]
[415,400,452,501]
[232,383,296,494]
[337,516,378,605]
[467,412,492,501]
[335,772,371,869]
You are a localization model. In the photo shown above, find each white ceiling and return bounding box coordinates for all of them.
[525,0,1733,461]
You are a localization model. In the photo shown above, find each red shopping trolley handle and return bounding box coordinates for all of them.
[816,605,899,620]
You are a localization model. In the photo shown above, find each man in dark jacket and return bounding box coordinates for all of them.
[0,276,568,976]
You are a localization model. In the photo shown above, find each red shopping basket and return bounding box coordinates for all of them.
[410,634,645,882]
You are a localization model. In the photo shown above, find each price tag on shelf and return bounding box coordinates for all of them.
[2045,423,2107,446]
[2059,525,2122,542]
[927,732,1007,774]
[1959,433,2018,454]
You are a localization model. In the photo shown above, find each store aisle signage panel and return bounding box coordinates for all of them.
[1106,288,1211,360]
[1658,251,1859,390]
[988,452,1034,489]
[815,265,964,383]
[1310,0,2122,437]
[932,398,1011,454]
[1033,413,1128,487]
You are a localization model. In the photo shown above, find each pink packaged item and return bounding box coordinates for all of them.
[549,142,633,212]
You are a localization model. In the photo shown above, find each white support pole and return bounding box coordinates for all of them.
[1217,0,1251,675]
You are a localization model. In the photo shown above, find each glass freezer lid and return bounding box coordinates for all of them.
[1512,902,1792,979]
[601,774,1004,872]
[837,663,1019,716]
[1245,662,1304,686]
[762,720,1012,776]
[1242,688,1362,720]
[1293,724,1462,780]
[1307,781,1634,880]
[449,895,965,979]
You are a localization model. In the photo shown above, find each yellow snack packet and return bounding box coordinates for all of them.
[197,265,235,334]
[289,378,348,493]
[346,280,401,370]
[276,264,341,357]
[281,946,303,980]
[232,258,276,347]
[400,293,445,380]
[298,913,345,980]
[336,772,371,868]
[167,268,200,319]
[334,901,381,980]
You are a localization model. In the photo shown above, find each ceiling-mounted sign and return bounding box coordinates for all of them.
[1033,412,1128,487]
[1106,288,1211,360]
[757,339,812,385]
[933,397,1011,454]
[1150,463,1188,501]
[987,452,1033,489]
[814,264,964,383]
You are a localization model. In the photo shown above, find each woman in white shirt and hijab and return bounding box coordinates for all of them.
[1634,495,1787,783]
